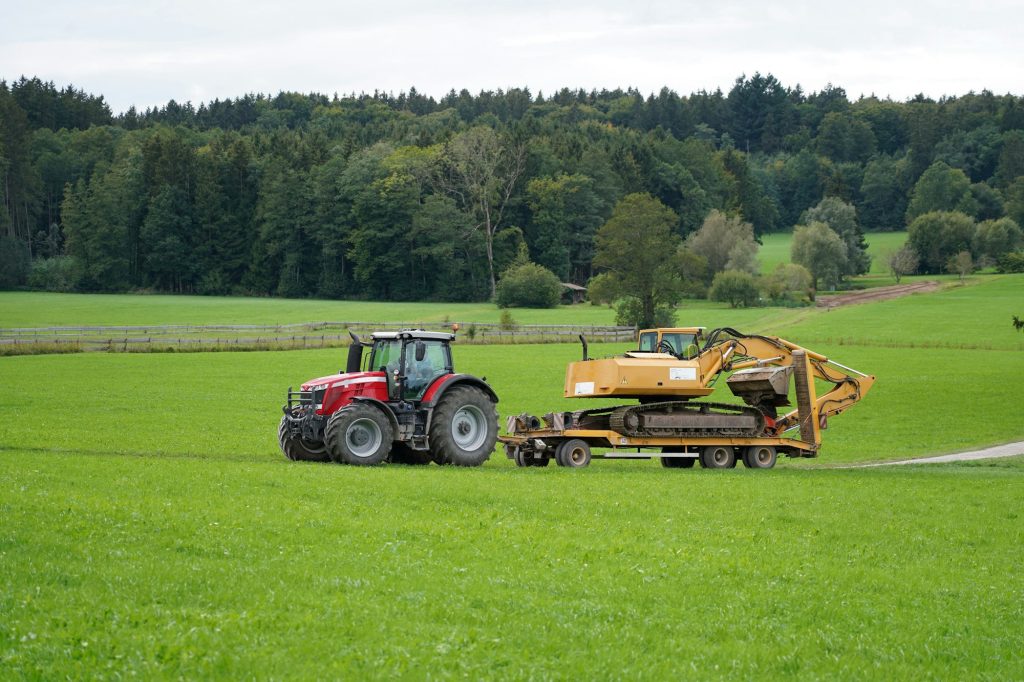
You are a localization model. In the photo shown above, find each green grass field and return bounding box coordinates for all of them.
[2,451,1022,678]
[0,292,620,328]
[3,273,1024,677]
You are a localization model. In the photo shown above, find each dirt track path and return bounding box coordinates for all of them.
[816,280,940,308]
[851,442,1024,467]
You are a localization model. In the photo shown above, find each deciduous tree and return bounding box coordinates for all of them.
[591,193,682,328]
[791,221,847,291]
[907,211,976,274]
[439,126,526,297]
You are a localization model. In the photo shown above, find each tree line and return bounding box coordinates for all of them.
[2,73,1024,299]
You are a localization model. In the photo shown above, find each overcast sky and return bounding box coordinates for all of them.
[2,0,1021,114]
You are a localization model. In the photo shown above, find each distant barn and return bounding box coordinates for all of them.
[561,282,587,304]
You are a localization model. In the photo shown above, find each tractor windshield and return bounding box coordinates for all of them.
[369,339,402,373]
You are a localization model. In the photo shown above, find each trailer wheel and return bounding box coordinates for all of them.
[742,445,777,469]
[429,386,498,467]
[699,445,736,469]
[513,450,550,467]
[660,447,696,468]
[555,439,591,468]
[278,416,331,462]
[325,404,393,466]
[389,442,432,465]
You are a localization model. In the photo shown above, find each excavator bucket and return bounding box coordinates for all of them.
[726,366,793,407]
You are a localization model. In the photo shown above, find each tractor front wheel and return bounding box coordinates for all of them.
[278,416,330,462]
[428,386,498,466]
[325,404,393,466]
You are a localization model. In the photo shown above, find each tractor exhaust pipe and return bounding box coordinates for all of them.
[346,330,363,373]
[579,334,589,361]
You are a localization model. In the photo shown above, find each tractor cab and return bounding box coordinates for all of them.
[363,330,455,401]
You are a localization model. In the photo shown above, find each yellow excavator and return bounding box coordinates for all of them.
[501,327,875,469]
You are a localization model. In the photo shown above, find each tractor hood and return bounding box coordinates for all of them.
[301,371,385,391]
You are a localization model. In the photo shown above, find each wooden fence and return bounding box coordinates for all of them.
[0,321,636,354]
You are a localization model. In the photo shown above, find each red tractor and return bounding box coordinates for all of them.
[279,329,498,466]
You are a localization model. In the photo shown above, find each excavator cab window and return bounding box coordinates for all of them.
[638,332,657,352]
[661,332,699,357]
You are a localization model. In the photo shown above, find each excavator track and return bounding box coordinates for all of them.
[605,401,766,439]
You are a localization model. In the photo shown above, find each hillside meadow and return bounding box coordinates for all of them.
[2,273,1023,678]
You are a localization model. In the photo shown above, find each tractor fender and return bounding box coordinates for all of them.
[422,374,499,408]
[350,396,400,433]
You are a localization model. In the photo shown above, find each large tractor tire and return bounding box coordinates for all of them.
[325,403,394,466]
[389,442,433,465]
[278,416,330,462]
[428,385,498,467]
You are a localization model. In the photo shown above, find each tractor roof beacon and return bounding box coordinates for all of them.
[279,329,499,466]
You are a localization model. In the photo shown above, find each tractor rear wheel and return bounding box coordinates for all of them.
[699,445,736,469]
[389,442,432,465]
[428,386,497,467]
[742,445,777,469]
[278,416,330,462]
[325,404,393,466]
[555,439,591,468]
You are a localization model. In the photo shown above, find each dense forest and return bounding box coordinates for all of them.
[1,73,1023,301]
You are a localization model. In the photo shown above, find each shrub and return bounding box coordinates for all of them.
[27,255,82,292]
[973,218,1023,263]
[761,263,812,305]
[996,251,1024,273]
[494,262,562,309]
[498,310,517,330]
[946,250,974,282]
[613,298,676,328]
[709,270,760,308]
[887,245,919,283]
[907,211,976,274]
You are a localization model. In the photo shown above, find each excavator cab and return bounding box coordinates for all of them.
[637,328,704,358]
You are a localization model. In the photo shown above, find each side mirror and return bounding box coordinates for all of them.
[415,341,426,362]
